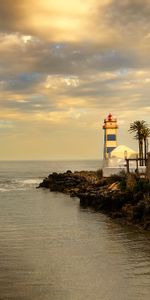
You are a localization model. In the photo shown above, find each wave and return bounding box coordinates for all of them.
[0,178,41,192]
[17,179,41,185]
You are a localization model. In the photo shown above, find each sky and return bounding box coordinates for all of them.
[0,0,150,160]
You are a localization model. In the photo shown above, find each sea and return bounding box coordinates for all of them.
[0,160,149,300]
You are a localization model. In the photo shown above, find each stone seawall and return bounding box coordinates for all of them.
[38,170,150,230]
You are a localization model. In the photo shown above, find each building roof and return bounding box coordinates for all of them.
[111,145,137,159]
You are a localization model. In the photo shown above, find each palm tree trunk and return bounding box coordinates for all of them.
[139,140,141,165]
[144,138,147,166]
[142,139,144,166]
[139,139,144,166]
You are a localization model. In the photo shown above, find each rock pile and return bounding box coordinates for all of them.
[38,170,150,230]
[38,170,99,195]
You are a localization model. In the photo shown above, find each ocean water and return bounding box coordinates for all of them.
[0,160,150,300]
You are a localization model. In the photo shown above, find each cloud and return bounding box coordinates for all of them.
[0,0,99,42]
[103,0,150,53]
[0,0,150,159]
[0,1,24,32]
[105,0,150,26]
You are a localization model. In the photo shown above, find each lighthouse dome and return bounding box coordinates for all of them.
[110,145,137,159]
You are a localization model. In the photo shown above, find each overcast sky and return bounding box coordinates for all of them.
[0,0,150,160]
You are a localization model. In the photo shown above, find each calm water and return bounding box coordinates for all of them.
[0,160,150,300]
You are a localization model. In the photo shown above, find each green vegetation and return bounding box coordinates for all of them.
[134,178,150,193]
[129,120,150,166]
[107,171,150,195]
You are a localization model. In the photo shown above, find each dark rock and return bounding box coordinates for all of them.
[38,170,150,231]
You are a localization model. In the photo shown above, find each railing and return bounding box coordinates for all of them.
[125,157,147,175]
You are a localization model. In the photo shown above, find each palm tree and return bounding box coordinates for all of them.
[129,120,147,166]
[142,127,150,163]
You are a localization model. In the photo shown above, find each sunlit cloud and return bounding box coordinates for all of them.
[45,75,80,89]
[0,0,150,159]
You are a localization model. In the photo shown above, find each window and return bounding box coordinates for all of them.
[107,134,116,141]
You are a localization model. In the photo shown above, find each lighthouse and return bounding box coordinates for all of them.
[103,113,118,160]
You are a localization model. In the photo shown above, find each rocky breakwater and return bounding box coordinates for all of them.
[38,170,100,195]
[38,171,150,230]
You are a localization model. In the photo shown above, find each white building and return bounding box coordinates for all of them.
[103,144,138,177]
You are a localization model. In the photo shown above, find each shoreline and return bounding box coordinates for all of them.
[38,170,150,231]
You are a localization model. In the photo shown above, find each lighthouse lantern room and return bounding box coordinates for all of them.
[103,113,118,159]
